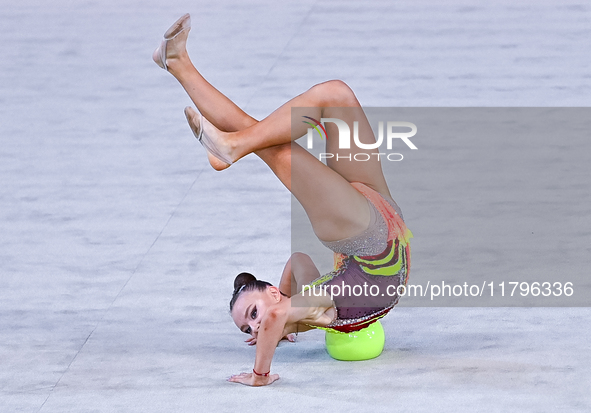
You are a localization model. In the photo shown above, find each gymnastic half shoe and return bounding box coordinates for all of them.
[152,13,191,71]
[184,106,234,167]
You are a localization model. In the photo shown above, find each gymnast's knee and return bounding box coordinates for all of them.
[311,80,359,107]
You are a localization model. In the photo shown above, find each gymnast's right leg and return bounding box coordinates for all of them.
[152,15,385,236]
[153,14,256,132]
[154,14,283,172]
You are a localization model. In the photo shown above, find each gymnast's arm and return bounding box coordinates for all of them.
[251,293,332,383]
[228,300,290,386]
[244,253,319,348]
[229,293,332,387]
[278,252,321,297]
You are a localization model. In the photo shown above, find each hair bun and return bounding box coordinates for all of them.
[233,272,256,291]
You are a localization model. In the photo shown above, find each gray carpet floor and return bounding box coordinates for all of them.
[1,0,590,412]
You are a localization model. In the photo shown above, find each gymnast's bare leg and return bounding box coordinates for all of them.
[153,14,393,243]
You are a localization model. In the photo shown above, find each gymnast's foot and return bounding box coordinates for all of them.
[184,106,234,170]
[152,13,191,71]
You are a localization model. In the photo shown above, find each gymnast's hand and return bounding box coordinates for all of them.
[245,333,296,346]
[228,372,280,386]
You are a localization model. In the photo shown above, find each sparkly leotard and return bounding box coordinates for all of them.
[306,182,412,334]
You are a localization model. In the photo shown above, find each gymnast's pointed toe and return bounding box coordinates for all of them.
[152,13,192,71]
[184,106,202,140]
[184,107,233,171]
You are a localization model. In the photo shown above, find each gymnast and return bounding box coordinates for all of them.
[153,14,412,386]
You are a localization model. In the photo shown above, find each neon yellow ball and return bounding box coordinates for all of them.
[325,320,385,361]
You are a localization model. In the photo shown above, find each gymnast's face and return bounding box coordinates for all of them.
[231,286,281,339]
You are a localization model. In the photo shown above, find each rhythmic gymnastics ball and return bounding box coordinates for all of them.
[325,321,385,361]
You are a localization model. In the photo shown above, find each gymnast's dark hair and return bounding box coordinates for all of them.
[229,272,272,311]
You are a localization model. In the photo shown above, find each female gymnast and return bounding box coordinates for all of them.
[153,14,412,387]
